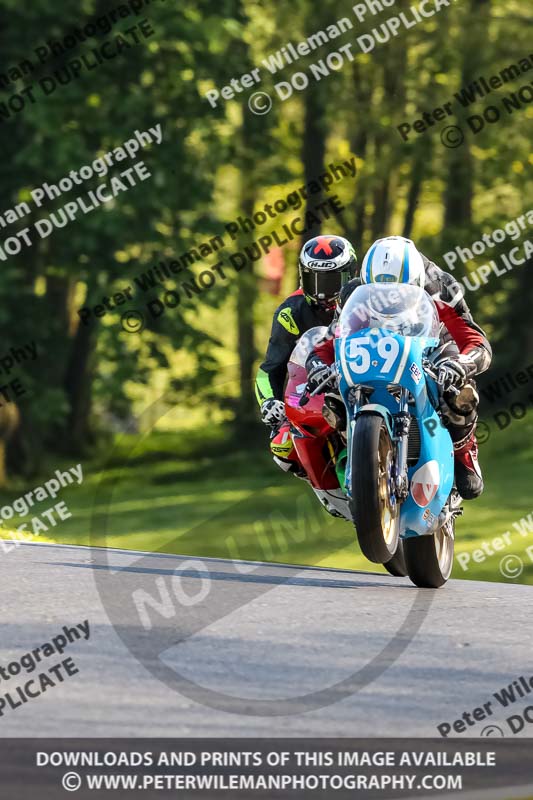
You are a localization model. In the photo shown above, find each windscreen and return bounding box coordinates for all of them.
[337,283,440,338]
[288,327,328,367]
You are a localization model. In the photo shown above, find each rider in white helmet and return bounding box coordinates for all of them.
[306,235,492,500]
[360,236,425,287]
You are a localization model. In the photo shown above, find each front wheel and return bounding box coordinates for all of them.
[403,523,455,588]
[350,414,400,563]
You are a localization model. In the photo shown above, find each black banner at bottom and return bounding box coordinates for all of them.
[1,739,532,799]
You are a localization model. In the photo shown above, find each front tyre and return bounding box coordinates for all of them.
[350,414,399,563]
[403,523,455,588]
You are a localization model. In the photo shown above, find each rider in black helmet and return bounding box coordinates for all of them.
[255,235,358,437]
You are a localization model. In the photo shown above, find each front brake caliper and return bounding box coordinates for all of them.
[393,412,411,499]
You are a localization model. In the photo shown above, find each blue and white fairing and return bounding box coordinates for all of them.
[335,283,455,538]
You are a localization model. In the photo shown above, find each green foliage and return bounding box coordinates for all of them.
[0,0,530,572]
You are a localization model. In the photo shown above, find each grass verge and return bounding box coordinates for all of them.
[0,415,531,584]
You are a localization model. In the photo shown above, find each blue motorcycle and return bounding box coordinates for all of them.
[335,283,462,588]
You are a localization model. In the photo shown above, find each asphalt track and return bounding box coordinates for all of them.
[0,539,532,738]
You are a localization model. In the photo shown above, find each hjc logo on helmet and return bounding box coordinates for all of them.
[306,260,340,270]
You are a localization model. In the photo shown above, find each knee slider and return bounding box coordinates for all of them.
[449,383,479,416]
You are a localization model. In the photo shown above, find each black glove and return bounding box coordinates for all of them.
[260,398,286,428]
[437,357,469,393]
[307,359,336,393]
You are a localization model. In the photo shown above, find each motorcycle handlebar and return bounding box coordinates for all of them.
[299,362,461,408]
[423,360,460,396]
[298,370,337,407]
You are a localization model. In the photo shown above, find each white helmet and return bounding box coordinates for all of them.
[361,236,425,288]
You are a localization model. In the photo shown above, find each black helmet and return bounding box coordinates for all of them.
[299,235,357,309]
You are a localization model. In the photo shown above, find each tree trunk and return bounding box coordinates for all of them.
[0,404,20,487]
[234,106,264,432]
[64,316,97,452]
[348,61,374,252]
[370,24,407,240]
[506,255,533,371]
[370,138,392,239]
[301,82,327,246]
[444,0,491,229]
[235,193,258,430]
[402,140,431,238]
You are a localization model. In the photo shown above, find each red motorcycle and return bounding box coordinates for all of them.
[284,327,407,577]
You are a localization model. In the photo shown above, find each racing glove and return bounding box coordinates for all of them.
[437,355,476,393]
[260,398,286,428]
[307,359,337,393]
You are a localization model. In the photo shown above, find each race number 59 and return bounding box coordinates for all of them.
[347,336,400,374]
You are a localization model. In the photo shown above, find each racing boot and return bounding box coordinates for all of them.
[454,431,483,500]
[270,424,307,478]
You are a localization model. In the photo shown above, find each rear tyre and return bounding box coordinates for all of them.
[350,414,399,563]
[384,540,407,577]
[403,523,455,588]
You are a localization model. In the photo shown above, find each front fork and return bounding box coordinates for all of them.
[349,386,411,503]
[393,388,411,501]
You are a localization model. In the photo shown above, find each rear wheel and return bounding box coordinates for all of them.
[384,540,407,577]
[350,414,399,563]
[403,522,455,588]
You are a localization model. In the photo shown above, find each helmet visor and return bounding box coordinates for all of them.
[301,269,344,302]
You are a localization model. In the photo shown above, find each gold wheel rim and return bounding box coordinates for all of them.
[378,430,398,549]
[435,525,454,579]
